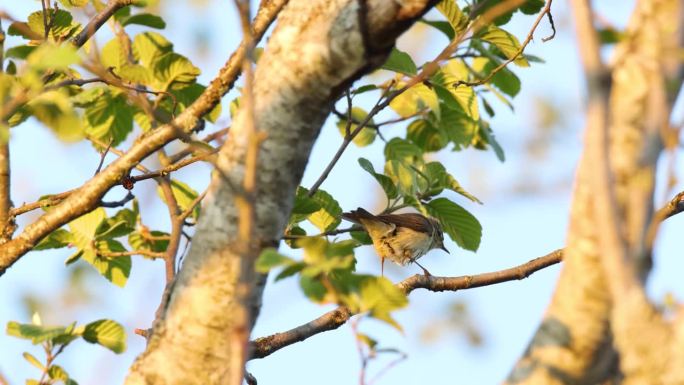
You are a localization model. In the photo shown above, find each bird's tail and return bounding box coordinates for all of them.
[341,207,376,224]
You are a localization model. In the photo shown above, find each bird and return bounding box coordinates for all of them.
[342,207,449,276]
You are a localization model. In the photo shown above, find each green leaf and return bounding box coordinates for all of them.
[96,209,137,239]
[359,276,408,330]
[389,83,439,118]
[436,0,468,35]
[425,198,482,251]
[480,25,529,67]
[290,186,322,224]
[357,158,398,199]
[520,0,545,15]
[352,84,378,95]
[48,365,70,382]
[336,107,376,147]
[82,319,126,354]
[300,275,327,302]
[27,10,80,41]
[420,19,455,40]
[255,248,295,273]
[284,226,306,249]
[6,322,70,344]
[5,45,35,59]
[35,228,73,250]
[128,230,169,255]
[133,32,173,67]
[121,13,166,29]
[424,162,481,203]
[171,83,221,122]
[479,123,505,161]
[27,44,79,71]
[69,208,106,248]
[438,105,479,149]
[384,160,417,195]
[101,38,125,69]
[27,90,84,142]
[59,0,89,7]
[22,352,44,370]
[472,57,521,97]
[151,52,200,90]
[381,48,417,76]
[84,89,134,146]
[407,119,448,152]
[598,28,624,45]
[307,190,342,233]
[384,138,422,161]
[157,180,201,220]
[85,240,131,287]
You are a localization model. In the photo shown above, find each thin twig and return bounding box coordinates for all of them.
[98,249,166,259]
[249,249,564,360]
[94,138,114,176]
[71,0,134,47]
[454,0,555,89]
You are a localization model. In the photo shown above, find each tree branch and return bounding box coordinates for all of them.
[71,0,134,47]
[249,249,563,360]
[0,0,288,275]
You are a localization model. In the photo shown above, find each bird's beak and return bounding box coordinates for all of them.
[440,244,450,254]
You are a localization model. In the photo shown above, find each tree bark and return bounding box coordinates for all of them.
[506,0,683,384]
[124,1,439,384]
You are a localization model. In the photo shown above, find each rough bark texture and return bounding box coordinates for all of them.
[124,1,438,384]
[506,0,683,384]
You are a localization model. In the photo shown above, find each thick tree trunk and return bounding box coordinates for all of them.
[124,1,438,384]
[506,0,683,384]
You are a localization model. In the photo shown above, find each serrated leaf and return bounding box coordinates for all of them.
[480,25,529,67]
[96,209,137,239]
[84,89,134,146]
[7,322,70,344]
[359,276,408,330]
[27,10,80,41]
[438,105,479,149]
[420,19,454,41]
[307,190,342,233]
[381,48,417,76]
[157,179,201,220]
[425,198,481,251]
[357,158,398,199]
[132,32,173,67]
[128,230,169,255]
[35,228,73,250]
[384,138,422,161]
[84,240,131,287]
[336,107,376,147]
[385,160,417,195]
[82,319,126,354]
[407,119,448,152]
[121,13,166,29]
[472,57,521,97]
[390,83,439,118]
[255,248,295,273]
[424,162,481,203]
[152,52,200,90]
[28,90,84,142]
[68,208,106,249]
[436,0,468,35]
[171,83,221,122]
[100,37,127,70]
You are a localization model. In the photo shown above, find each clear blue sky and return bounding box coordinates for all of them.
[2,1,682,384]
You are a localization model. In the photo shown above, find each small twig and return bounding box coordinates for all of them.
[249,249,564,360]
[281,226,359,240]
[542,9,557,42]
[100,191,134,208]
[454,0,555,89]
[94,138,114,176]
[130,150,217,184]
[178,189,208,222]
[71,0,134,47]
[98,249,166,259]
[245,371,258,385]
[168,128,229,164]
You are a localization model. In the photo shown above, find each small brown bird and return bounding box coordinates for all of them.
[342,208,449,276]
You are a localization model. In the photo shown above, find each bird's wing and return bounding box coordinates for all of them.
[375,213,432,233]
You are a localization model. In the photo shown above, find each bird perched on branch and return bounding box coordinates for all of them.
[342,208,449,276]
